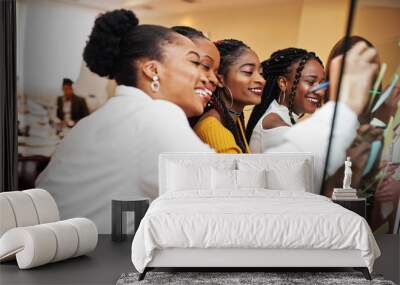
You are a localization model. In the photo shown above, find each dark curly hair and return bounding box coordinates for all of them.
[246,48,323,142]
[171,26,208,41]
[83,9,178,87]
[207,39,251,153]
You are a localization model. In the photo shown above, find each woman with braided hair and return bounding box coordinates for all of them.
[194,39,266,153]
[36,6,378,231]
[247,48,325,153]
[246,42,378,192]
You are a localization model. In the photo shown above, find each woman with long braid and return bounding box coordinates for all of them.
[247,43,378,192]
[194,39,265,153]
[247,48,325,153]
[37,6,378,232]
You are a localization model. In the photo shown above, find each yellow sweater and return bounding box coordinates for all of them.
[194,116,251,154]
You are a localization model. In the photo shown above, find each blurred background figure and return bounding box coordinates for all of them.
[57,78,89,128]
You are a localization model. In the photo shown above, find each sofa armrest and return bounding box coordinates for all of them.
[0,218,97,269]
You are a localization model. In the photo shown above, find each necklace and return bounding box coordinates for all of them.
[228,108,242,117]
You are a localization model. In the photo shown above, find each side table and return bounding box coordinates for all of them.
[332,197,366,219]
[111,198,149,242]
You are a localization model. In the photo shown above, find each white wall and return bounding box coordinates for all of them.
[22,0,109,102]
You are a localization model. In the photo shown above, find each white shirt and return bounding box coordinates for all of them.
[37,85,359,232]
[36,85,212,233]
[249,100,298,153]
[250,100,359,193]
[63,98,72,122]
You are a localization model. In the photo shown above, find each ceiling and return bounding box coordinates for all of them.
[53,0,277,17]
[53,0,400,18]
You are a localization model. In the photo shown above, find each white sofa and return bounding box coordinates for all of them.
[0,189,98,269]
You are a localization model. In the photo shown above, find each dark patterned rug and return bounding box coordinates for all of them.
[116,271,396,285]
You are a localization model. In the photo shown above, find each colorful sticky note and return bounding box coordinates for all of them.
[370,117,386,128]
[393,101,400,129]
[369,63,387,111]
[381,116,394,161]
[372,74,399,113]
[363,140,382,176]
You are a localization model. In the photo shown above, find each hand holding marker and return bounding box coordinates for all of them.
[313,64,397,176]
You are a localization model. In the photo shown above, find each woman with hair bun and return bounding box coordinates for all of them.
[36,9,214,233]
[36,9,378,232]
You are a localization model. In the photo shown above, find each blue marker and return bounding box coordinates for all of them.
[308,81,330,94]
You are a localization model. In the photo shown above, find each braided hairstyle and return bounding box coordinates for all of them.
[246,48,323,142]
[207,39,251,153]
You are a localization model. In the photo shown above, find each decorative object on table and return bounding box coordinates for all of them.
[343,156,353,190]
[332,188,358,200]
[116,271,394,285]
[112,198,149,242]
[332,157,358,200]
[0,189,98,269]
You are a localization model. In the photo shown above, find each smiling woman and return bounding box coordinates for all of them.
[35,9,214,233]
[193,39,265,153]
[171,26,220,109]
[246,47,324,153]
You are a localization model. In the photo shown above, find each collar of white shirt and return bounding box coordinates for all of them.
[115,85,152,102]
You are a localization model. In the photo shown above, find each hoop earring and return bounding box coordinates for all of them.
[279,90,286,105]
[151,75,160,92]
[223,86,234,109]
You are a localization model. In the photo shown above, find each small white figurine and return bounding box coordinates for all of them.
[343,156,353,189]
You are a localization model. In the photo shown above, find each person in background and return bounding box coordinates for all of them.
[194,39,265,153]
[246,48,325,154]
[57,78,90,128]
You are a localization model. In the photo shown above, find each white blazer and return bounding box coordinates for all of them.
[37,85,359,233]
[36,85,212,233]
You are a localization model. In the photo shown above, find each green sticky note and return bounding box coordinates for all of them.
[369,63,387,111]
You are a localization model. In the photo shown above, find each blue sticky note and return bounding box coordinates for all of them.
[372,74,399,113]
[363,140,382,176]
